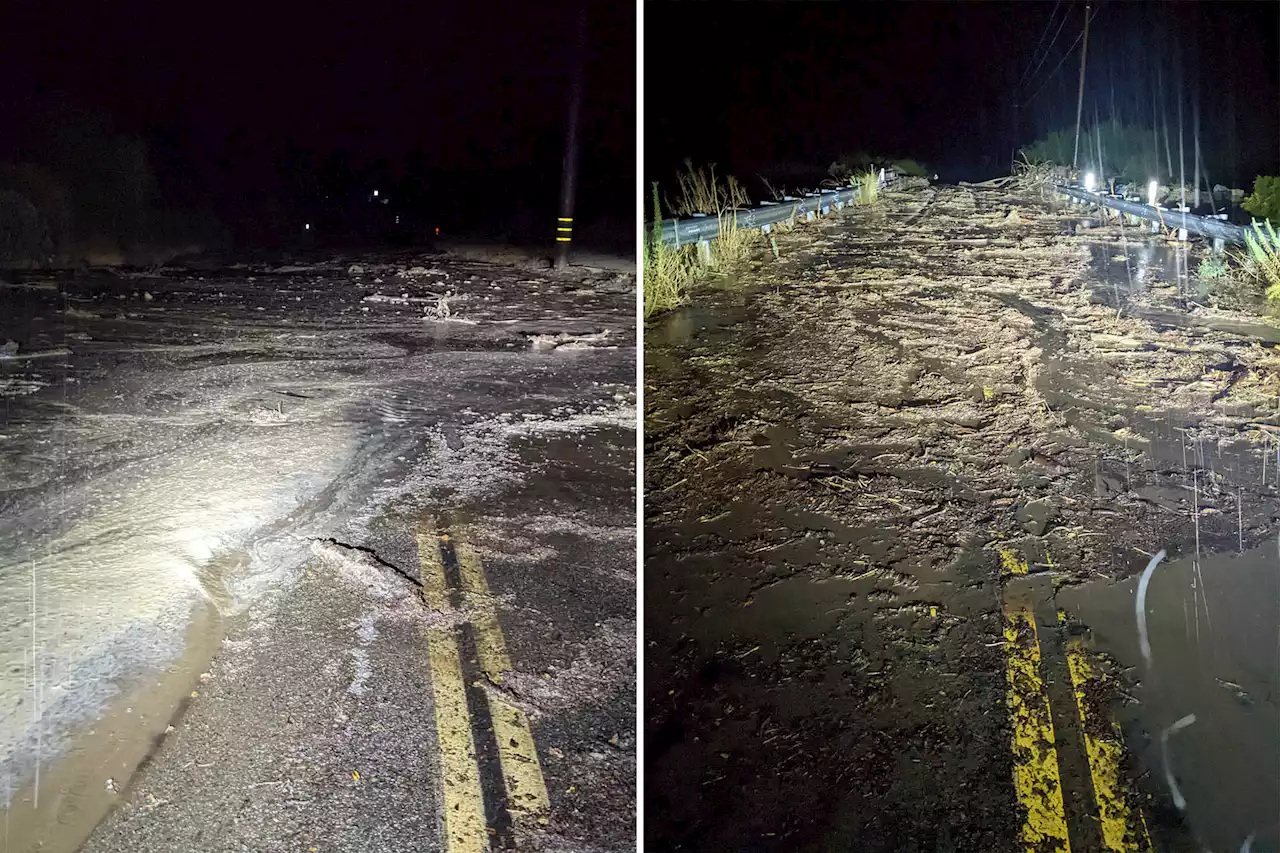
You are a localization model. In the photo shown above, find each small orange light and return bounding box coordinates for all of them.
[435,226,440,235]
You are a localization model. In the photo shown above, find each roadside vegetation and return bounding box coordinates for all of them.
[1022,120,1163,182]
[644,157,894,318]
[1182,221,1280,314]
[1242,220,1280,304]
[1242,176,1280,224]
[644,185,698,318]
[644,160,760,318]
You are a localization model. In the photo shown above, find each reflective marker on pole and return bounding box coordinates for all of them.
[555,6,588,270]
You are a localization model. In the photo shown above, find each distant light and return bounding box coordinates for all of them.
[395,215,400,224]
[1084,172,1096,192]
[305,223,311,230]
[1148,180,1159,206]
[373,189,379,197]
[435,226,440,236]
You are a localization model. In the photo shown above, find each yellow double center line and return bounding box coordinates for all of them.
[418,524,550,853]
[1000,547,1149,852]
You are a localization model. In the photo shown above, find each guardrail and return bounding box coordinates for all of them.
[650,170,902,248]
[1054,184,1249,248]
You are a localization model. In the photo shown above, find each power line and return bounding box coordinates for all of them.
[1024,3,1102,106]
[1017,0,1062,90]
[1020,1,1069,95]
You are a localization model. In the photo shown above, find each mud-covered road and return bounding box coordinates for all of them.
[1,251,636,852]
[644,186,1280,852]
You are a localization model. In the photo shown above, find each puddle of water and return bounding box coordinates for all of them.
[1084,240,1280,344]
[648,300,750,350]
[1086,242,1186,307]
[0,596,223,853]
[1058,545,1280,851]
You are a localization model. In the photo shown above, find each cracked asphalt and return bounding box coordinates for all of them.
[0,251,635,853]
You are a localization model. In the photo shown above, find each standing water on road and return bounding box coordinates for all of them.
[645,184,1280,852]
[1,254,636,852]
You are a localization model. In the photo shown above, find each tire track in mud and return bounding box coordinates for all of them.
[645,185,1278,851]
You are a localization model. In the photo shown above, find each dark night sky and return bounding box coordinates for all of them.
[646,1,1279,189]
[0,0,634,236]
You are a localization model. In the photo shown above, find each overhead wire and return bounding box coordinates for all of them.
[1024,2,1103,105]
[1020,1,1070,96]
[1017,0,1062,91]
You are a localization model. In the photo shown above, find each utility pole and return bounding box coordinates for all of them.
[1072,3,1091,169]
[555,4,588,270]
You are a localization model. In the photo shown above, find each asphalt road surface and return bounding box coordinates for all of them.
[0,250,636,853]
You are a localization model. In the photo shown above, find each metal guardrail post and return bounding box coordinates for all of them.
[696,240,713,266]
[1055,184,1248,246]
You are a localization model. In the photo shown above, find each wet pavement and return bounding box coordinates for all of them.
[0,252,635,852]
[644,186,1279,852]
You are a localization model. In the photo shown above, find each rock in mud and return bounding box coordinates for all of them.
[1017,498,1053,536]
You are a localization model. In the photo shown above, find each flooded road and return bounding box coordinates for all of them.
[1,253,636,852]
[644,185,1279,852]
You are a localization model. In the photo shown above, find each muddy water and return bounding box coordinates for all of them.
[645,186,1280,851]
[2,256,636,851]
[1059,545,1280,851]
[0,596,224,853]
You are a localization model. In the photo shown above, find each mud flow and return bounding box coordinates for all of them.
[644,186,1279,852]
[1,253,635,853]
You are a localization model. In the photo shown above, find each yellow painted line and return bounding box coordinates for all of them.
[418,529,490,853]
[420,526,450,611]
[557,217,573,223]
[455,536,551,823]
[1137,807,1154,851]
[1065,639,1139,852]
[1004,596,1071,852]
[556,227,573,232]
[555,237,572,242]
[1001,546,1030,576]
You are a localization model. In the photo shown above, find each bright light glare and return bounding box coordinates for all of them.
[1148,180,1159,206]
[1084,172,1096,192]
[373,189,379,197]
[305,223,311,230]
